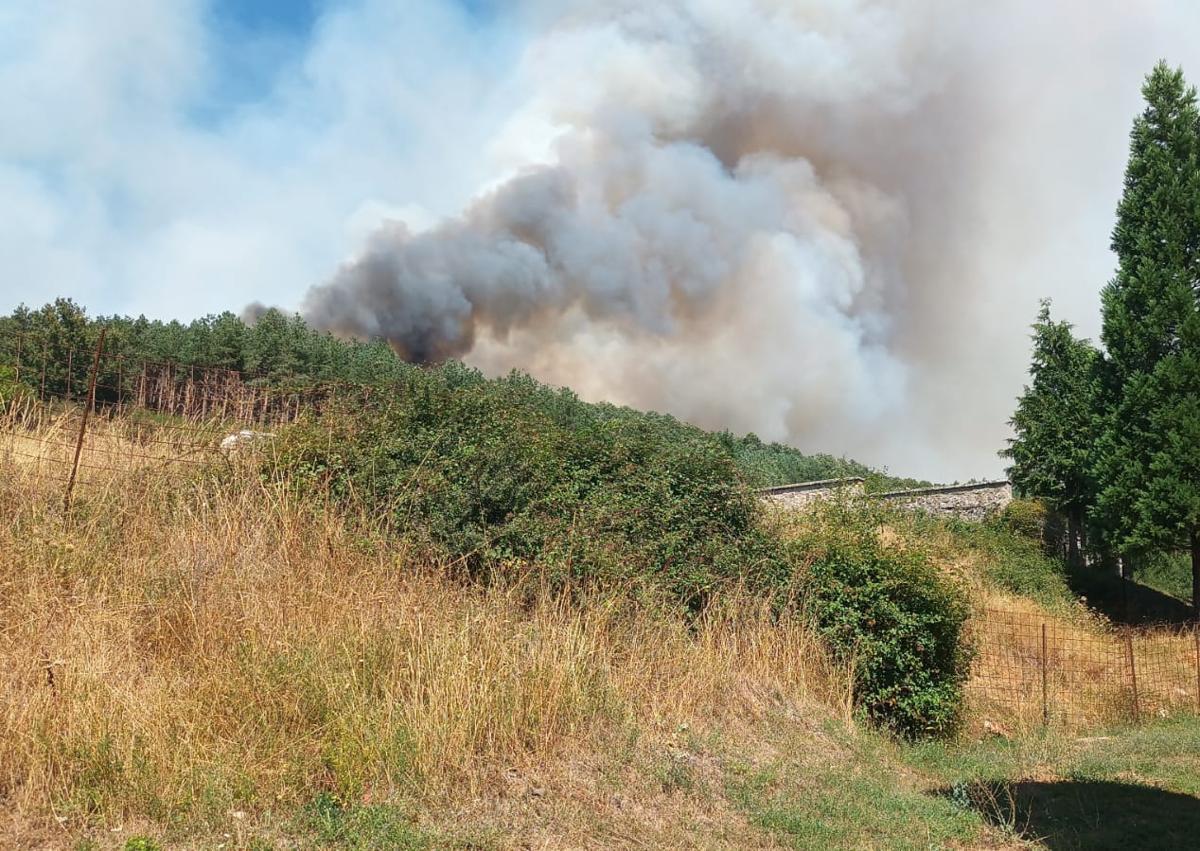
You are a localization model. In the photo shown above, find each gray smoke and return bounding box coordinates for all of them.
[299,0,1200,480]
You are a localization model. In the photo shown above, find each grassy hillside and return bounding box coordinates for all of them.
[1,410,1197,849]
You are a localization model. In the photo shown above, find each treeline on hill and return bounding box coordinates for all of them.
[1005,61,1200,617]
[0,297,920,492]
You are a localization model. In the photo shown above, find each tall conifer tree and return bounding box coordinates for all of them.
[1004,302,1100,564]
[1095,62,1200,615]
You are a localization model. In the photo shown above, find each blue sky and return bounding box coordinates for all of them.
[212,0,325,35]
[0,0,524,320]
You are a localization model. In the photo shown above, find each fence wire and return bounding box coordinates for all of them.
[967,607,1200,729]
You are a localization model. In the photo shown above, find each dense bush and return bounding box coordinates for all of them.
[793,504,971,737]
[0,365,29,407]
[997,498,1048,542]
[270,367,785,609]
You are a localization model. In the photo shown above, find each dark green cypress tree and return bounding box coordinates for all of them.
[1095,62,1200,615]
[1003,301,1101,564]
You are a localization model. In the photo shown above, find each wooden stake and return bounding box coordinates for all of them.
[64,329,106,513]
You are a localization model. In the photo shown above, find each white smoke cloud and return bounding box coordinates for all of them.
[307,0,1200,478]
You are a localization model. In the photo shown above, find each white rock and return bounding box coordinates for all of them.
[219,430,274,452]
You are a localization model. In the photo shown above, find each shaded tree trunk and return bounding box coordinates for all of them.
[1192,529,1199,622]
[1067,508,1082,568]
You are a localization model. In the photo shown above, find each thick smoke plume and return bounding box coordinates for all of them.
[300,0,1194,479]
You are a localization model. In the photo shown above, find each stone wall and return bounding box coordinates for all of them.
[875,481,1013,522]
[758,478,1013,521]
[759,477,865,510]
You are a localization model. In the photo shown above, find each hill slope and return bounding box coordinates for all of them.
[3,414,1199,849]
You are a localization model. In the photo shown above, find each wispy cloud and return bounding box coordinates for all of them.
[0,0,519,316]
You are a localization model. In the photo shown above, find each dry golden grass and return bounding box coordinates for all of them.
[0,411,852,848]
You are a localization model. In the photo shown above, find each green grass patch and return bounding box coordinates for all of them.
[1135,550,1193,603]
[299,792,432,850]
[726,724,984,850]
[910,511,1079,612]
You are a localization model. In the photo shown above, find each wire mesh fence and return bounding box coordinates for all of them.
[0,334,312,500]
[0,331,389,507]
[967,607,1200,730]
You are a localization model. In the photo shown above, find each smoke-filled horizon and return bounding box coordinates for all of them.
[292,0,1199,481]
[3,1,1195,482]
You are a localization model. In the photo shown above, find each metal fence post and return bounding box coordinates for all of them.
[1125,630,1140,724]
[1041,622,1049,726]
[1194,626,1200,715]
[64,329,106,513]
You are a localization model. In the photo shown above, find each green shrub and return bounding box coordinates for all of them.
[123,838,162,851]
[997,498,1047,541]
[270,368,783,609]
[0,365,28,406]
[796,505,971,738]
[270,367,972,737]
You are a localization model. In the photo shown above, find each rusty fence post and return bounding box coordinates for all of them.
[1194,627,1200,716]
[1125,630,1140,724]
[64,329,106,514]
[14,333,21,383]
[65,348,73,401]
[1041,622,1049,726]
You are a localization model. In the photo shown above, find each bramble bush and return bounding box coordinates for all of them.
[270,366,783,610]
[997,497,1048,542]
[789,503,972,737]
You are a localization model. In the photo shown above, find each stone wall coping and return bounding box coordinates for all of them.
[876,480,1011,499]
[759,477,865,495]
